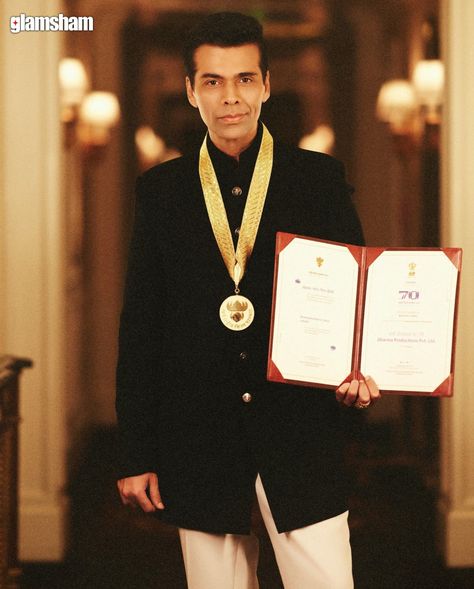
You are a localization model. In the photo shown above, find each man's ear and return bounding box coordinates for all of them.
[263,71,271,103]
[185,77,198,108]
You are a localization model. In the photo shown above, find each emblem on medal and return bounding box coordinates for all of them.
[220,294,254,330]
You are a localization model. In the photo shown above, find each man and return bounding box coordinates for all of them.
[116,12,380,589]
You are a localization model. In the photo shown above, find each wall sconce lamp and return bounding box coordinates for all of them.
[77,92,120,148]
[59,58,88,123]
[376,59,444,148]
[412,59,444,124]
[59,57,120,150]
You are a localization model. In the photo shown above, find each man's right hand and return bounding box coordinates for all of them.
[117,472,164,512]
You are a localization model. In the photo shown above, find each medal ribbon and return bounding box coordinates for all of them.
[199,124,273,292]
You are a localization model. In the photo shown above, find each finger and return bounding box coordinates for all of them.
[356,380,371,405]
[365,375,381,403]
[344,379,359,406]
[122,497,138,509]
[117,480,129,505]
[120,481,155,512]
[118,487,137,509]
[336,381,350,402]
[134,489,156,513]
[148,473,165,510]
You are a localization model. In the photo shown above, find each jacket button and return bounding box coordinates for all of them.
[242,392,252,403]
[239,351,248,361]
[232,186,243,197]
[234,227,240,236]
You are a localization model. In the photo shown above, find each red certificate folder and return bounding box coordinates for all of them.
[267,232,462,396]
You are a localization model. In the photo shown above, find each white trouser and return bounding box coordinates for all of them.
[179,475,353,589]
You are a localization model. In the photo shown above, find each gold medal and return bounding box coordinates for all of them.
[199,124,273,330]
[219,294,255,331]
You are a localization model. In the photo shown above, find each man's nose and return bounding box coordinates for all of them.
[222,82,240,104]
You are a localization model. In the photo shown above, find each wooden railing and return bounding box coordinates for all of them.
[0,356,32,589]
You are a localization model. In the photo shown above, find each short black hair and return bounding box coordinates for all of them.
[184,12,269,86]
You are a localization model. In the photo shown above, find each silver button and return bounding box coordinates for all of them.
[239,351,248,361]
[242,392,252,403]
[234,227,240,236]
[232,186,243,197]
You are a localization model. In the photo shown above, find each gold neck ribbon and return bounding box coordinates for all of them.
[199,124,273,292]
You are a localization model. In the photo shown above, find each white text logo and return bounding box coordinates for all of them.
[10,13,94,34]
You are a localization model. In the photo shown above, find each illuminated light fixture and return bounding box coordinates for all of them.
[135,125,181,169]
[135,125,167,166]
[376,80,418,135]
[412,59,444,124]
[376,59,444,148]
[78,91,120,147]
[59,58,120,150]
[59,58,89,123]
[299,124,335,155]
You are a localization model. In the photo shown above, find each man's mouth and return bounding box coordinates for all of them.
[219,113,247,123]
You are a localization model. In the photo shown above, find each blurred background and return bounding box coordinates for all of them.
[1,0,474,587]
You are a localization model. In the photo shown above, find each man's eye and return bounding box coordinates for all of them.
[205,79,219,86]
[240,77,253,83]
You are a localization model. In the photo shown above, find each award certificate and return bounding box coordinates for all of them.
[360,251,459,393]
[270,237,359,387]
[267,232,462,396]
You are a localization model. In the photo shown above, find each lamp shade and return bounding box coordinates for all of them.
[59,58,88,107]
[135,125,166,161]
[412,59,444,109]
[376,79,417,132]
[79,92,120,128]
[77,92,120,147]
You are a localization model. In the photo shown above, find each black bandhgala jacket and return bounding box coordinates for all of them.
[115,133,364,534]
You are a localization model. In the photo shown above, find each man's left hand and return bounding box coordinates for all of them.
[336,375,381,409]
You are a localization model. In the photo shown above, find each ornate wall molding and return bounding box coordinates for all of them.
[439,0,474,567]
[0,0,67,560]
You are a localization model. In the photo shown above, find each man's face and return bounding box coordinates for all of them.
[186,44,270,153]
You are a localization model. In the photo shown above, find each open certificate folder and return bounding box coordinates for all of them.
[267,232,462,396]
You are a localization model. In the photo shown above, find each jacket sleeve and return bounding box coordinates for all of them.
[330,159,365,247]
[115,175,164,478]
